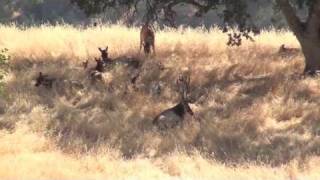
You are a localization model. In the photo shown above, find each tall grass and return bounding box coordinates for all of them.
[0,48,9,95]
[0,24,320,179]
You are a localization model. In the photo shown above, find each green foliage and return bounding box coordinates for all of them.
[31,0,44,4]
[0,0,86,24]
[294,0,313,8]
[0,48,10,95]
[70,0,311,27]
[70,0,137,16]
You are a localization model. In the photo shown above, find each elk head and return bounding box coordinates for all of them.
[98,46,109,62]
[176,74,194,116]
[95,58,104,72]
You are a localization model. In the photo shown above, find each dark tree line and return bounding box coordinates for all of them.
[0,0,85,24]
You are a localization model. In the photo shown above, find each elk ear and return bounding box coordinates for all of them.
[106,46,108,51]
[98,48,103,52]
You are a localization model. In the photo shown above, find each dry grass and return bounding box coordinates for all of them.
[0,23,320,179]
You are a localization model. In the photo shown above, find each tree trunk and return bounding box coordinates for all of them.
[276,0,320,75]
[299,0,320,75]
[299,37,320,75]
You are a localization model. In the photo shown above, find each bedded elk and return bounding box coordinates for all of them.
[35,72,84,92]
[140,23,155,55]
[88,58,105,81]
[94,57,105,72]
[82,60,89,69]
[278,44,300,58]
[152,74,198,130]
[35,72,56,88]
[98,46,141,69]
[81,57,105,82]
[98,47,112,64]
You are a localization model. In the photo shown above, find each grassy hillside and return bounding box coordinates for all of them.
[0,24,320,179]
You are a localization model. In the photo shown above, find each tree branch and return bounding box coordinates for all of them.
[187,0,218,15]
[276,0,303,37]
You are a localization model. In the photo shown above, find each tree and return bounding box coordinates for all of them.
[71,0,320,75]
[0,0,85,24]
[276,0,320,75]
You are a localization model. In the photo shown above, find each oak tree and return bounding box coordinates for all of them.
[71,0,320,75]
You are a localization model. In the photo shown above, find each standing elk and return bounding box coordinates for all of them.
[152,74,198,130]
[140,23,155,55]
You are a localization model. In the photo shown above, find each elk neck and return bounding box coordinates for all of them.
[172,101,193,117]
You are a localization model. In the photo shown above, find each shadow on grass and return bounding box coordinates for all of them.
[2,57,320,167]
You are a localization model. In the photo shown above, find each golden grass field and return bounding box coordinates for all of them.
[0,23,320,179]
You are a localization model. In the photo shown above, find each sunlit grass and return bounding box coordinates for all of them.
[0,23,319,179]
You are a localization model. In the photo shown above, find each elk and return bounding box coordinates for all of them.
[82,60,89,69]
[99,46,141,69]
[278,44,300,58]
[152,74,197,130]
[87,58,104,82]
[140,23,155,55]
[98,47,111,64]
[35,72,84,92]
[35,72,56,88]
[94,57,105,73]
[90,70,103,82]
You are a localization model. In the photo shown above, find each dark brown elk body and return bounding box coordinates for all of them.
[152,74,196,130]
[140,23,155,55]
[153,101,194,130]
[88,58,104,81]
[35,72,56,88]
